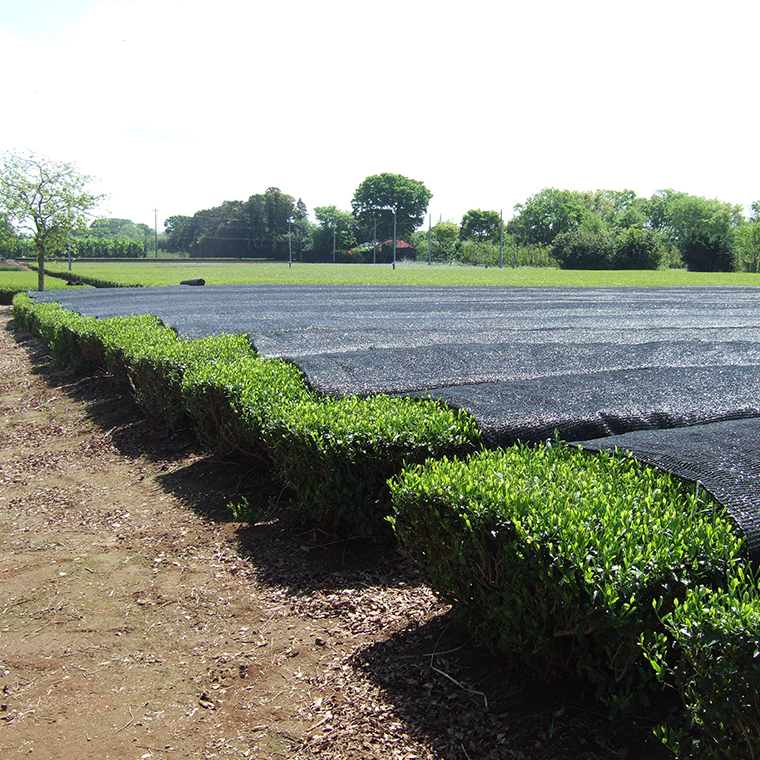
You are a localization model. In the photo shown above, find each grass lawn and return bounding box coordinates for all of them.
[39,260,760,288]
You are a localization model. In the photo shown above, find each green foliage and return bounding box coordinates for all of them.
[313,205,358,259]
[14,294,480,537]
[552,227,662,270]
[552,228,617,269]
[390,443,746,713]
[508,188,589,246]
[647,190,744,272]
[458,241,501,267]
[0,150,104,291]
[460,209,503,244]
[351,173,432,241]
[267,394,481,536]
[164,187,299,259]
[181,355,311,457]
[735,222,760,273]
[643,565,760,758]
[72,237,146,259]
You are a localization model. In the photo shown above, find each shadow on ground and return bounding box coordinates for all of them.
[8,314,677,760]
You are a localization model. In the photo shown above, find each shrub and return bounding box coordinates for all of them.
[267,394,482,536]
[390,443,746,713]
[643,565,760,759]
[181,355,311,457]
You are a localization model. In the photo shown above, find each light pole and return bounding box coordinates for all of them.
[373,217,377,265]
[499,209,503,269]
[287,217,294,268]
[332,225,336,264]
[391,207,397,269]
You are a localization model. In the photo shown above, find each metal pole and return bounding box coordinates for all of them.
[332,226,336,264]
[428,214,432,265]
[373,217,377,264]
[154,208,158,258]
[288,217,293,267]
[392,208,397,270]
[499,209,503,269]
[512,231,517,269]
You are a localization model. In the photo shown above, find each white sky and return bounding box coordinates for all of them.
[1,0,757,230]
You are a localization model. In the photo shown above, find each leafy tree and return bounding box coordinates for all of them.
[0,212,19,256]
[551,228,616,269]
[611,227,662,269]
[164,215,195,253]
[163,188,298,259]
[0,150,103,290]
[460,209,502,243]
[313,205,357,257]
[351,173,432,240]
[508,188,588,246]
[86,218,152,241]
[432,221,460,260]
[735,221,760,273]
[648,191,743,271]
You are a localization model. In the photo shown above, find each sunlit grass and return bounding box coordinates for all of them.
[41,259,760,288]
[0,269,70,291]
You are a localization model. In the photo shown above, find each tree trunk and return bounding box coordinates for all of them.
[37,243,45,292]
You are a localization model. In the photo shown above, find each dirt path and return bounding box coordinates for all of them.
[0,306,671,760]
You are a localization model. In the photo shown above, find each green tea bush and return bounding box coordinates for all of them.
[267,394,482,536]
[643,565,760,759]
[13,294,481,536]
[390,443,746,713]
[181,355,311,457]
[13,293,254,428]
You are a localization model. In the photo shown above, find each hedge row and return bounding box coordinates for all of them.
[36,264,129,289]
[390,445,760,758]
[12,293,481,536]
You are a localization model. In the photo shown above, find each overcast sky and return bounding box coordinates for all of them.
[1,0,757,230]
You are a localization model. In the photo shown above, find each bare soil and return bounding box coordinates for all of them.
[0,305,673,760]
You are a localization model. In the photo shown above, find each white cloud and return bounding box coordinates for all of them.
[1,0,758,228]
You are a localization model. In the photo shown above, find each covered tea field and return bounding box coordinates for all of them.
[32,284,760,560]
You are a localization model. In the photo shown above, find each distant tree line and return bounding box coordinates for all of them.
[420,189,760,272]
[4,165,758,272]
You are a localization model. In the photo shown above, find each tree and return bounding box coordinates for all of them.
[648,191,743,271]
[507,188,588,246]
[0,151,103,290]
[736,221,760,273]
[460,209,503,243]
[313,205,357,258]
[551,228,616,269]
[351,173,432,241]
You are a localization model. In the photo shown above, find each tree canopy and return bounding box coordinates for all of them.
[460,209,503,244]
[164,187,299,258]
[0,150,103,290]
[351,173,432,241]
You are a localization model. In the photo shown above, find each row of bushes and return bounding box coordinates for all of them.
[391,446,760,758]
[12,293,759,757]
[11,293,480,536]
[33,263,129,289]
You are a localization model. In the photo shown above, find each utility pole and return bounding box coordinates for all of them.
[154,208,159,258]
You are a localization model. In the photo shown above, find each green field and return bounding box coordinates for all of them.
[39,260,760,288]
[0,269,70,303]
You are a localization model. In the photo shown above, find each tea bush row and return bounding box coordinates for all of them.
[14,293,759,755]
[12,294,480,536]
[390,444,760,757]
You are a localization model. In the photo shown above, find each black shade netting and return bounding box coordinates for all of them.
[31,284,760,556]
